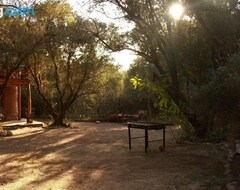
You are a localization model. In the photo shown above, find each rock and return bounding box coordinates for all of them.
[224,163,231,171]
[159,146,165,151]
[66,123,71,128]
[228,151,234,162]
[6,130,13,136]
[226,182,238,190]
[0,131,7,136]
[96,121,100,124]
[235,140,240,154]
[42,123,48,128]
[224,169,232,176]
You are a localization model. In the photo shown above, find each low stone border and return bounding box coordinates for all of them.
[0,130,13,137]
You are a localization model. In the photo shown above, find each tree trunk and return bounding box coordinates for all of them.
[167,85,209,138]
[186,113,208,138]
[51,114,65,127]
[147,92,152,122]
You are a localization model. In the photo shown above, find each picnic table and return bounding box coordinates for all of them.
[126,122,174,153]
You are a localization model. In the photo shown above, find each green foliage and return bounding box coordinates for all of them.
[70,64,124,120]
[193,52,240,138]
[1,0,240,139]
[24,0,112,125]
[129,64,180,119]
[92,0,240,139]
[130,77,143,89]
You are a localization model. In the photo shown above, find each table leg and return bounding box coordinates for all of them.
[163,126,165,151]
[145,128,148,153]
[128,125,131,150]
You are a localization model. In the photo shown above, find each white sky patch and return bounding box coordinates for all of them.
[112,50,136,71]
[67,0,137,70]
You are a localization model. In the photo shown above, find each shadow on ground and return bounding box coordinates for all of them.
[0,122,226,190]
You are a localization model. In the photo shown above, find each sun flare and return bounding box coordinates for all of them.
[169,3,184,20]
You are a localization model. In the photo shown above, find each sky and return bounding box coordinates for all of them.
[67,0,137,71]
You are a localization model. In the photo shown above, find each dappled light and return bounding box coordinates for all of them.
[1,0,240,189]
[0,123,227,189]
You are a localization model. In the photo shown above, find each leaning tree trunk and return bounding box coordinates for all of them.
[167,83,209,138]
[164,43,209,138]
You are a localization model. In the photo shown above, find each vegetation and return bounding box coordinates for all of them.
[0,5,40,98]
[29,2,113,126]
[0,0,240,140]
[93,0,240,139]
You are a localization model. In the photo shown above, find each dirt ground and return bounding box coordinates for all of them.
[0,122,227,190]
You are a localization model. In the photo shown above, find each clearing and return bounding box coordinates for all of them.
[0,122,226,190]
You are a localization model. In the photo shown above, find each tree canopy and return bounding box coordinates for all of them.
[93,0,240,138]
[0,0,240,139]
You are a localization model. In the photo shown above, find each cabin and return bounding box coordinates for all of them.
[0,67,32,121]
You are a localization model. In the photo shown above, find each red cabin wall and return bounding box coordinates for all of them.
[3,85,19,120]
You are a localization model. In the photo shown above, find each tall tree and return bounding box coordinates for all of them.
[93,0,240,137]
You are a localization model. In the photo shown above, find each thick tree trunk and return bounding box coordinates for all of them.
[51,114,65,127]
[186,114,208,138]
[167,84,209,138]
